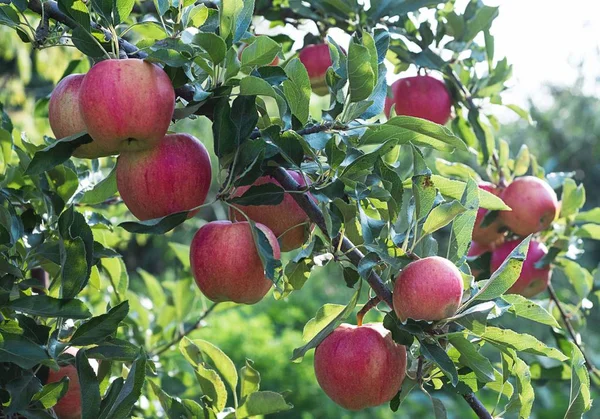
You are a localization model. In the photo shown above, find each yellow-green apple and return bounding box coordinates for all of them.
[46,348,81,419]
[498,176,559,236]
[79,59,175,155]
[48,74,107,159]
[384,75,452,124]
[313,323,407,410]
[190,221,280,304]
[116,133,211,220]
[490,239,551,297]
[230,171,313,252]
[472,182,506,247]
[393,256,464,321]
[298,44,332,96]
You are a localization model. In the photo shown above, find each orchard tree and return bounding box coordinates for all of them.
[0,0,598,418]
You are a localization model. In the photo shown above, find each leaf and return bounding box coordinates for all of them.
[574,208,600,223]
[450,301,495,335]
[78,168,117,205]
[292,285,361,362]
[241,36,281,67]
[463,6,499,42]
[237,391,293,418]
[282,58,311,125]
[513,145,530,177]
[8,295,91,319]
[501,294,560,327]
[219,0,254,45]
[169,242,191,269]
[240,359,260,399]
[419,340,458,386]
[70,301,129,345]
[25,133,93,176]
[100,351,146,419]
[347,42,375,102]
[575,224,600,240]
[76,350,101,419]
[86,338,139,361]
[31,379,68,409]
[435,158,479,181]
[565,342,592,418]
[230,183,285,206]
[422,201,467,236]
[448,334,495,382]
[482,327,568,361]
[448,177,478,262]
[560,178,585,218]
[429,396,448,419]
[432,175,509,210]
[559,258,593,300]
[118,210,189,234]
[0,333,51,369]
[195,363,227,411]
[505,353,535,419]
[191,32,227,64]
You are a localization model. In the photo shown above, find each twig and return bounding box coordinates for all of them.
[151,303,219,357]
[250,121,335,140]
[463,392,493,419]
[548,284,600,380]
[491,151,507,188]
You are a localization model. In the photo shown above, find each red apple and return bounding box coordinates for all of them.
[393,256,464,321]
[230,171,313,252]
[47,348,81,419]
[314,323,407,410]
[384,75,452,125]
[116,133,211,220]
[299,44,332,96]
[190,221,281,304]
[498,176,559,236]
[490,239,551,297]
[79,59,175,155]
[472,182,506,246]
[48,74,107,159]
[467,241,490,278]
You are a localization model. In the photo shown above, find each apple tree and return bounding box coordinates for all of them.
[0,0,598,418]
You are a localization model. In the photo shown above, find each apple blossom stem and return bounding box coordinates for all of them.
[151,302,219,357]
[547,284,600,382]
[356,296,382,326]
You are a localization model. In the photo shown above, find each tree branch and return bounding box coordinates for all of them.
[462,392,493,419]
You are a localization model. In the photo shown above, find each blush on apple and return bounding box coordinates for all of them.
[472,182,506,247]
[298,43,333,96]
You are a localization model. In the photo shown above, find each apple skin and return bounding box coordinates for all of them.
[48,74,108,159]
[393,256,464,321]
[79,59,175,155]
[384,75,452,125]
[190,221,281,304]
[116,133,211,220]
[490,239,551,297]
[231,171,313,252]
[472,182,506,247]
[498,176,559,236]
[46,348,81,419]
[298,44,332,96]
[314,323,407,410]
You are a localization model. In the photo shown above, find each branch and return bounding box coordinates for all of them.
[462,392,493,419]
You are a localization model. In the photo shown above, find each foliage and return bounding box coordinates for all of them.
[0,0,599,418]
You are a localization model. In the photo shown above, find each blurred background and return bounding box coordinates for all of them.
[1,1,599,417]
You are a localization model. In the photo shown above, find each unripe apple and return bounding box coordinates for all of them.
[298,44,332,96]
[314,323,407,410]
[190,221,280,304]
[116,133,211,220]
[384,75,452,125]
[393,256,464,321]
[46,348,81,419]
[498,176,559,236]
[490,239,551,297]
[79,59,175,155]
[48,74,106,159]
[231,171,313,252]
[472,182,506,246]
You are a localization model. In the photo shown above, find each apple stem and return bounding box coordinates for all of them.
[356,296,381,326]
[491,151,508,188]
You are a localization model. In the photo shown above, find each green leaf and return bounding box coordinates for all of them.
[448,177,479,262]
[169,242,191,269]
[341,139,400,176]
[241,36,281,68]
[31,379,69,409]
[512,145,530,177]
[362,116,467,152]
[450,301,495,335]
[230,183,285,206]
[574,208,600,223]
[292,285,361,362]
[76,350,101,419]
[432,175,509,210]
[25,133,93,176]
[435,158,479,181]
[559,258,593,300]
[149,381,204,419]
[429,396,447,419]
[72,27,108,57]
[0,5,21,28]
[482,327,568,361]
[100,351,146,419]
[195,362,227,411]
[419,340,458,386]
[58,207,94,299]
[565,342,592,418]
[8,295,91,319]
[70,301,129,346]
[282,58,311,125]
[86,338,139,361]
[237,391,293,418]
[138,269,166,308]
[505,352,534,419]
[240,359,260,399]
[463,6,499,42]
[422,201,467,236]
[0,333,51,369]
[179,338,238,396]
[575,223,600,240]
[152,0,169,16]
[78,168,117,205]
[448,334,495,382]
[191,32,227,64]
[219,0,254,46]
[347,42,375,103]
[560,178,585,218]
[118,210,189,234]
[58,0,91,30]
[501,294,560,328]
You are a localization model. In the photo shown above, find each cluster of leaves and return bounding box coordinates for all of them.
[0,0,599,418]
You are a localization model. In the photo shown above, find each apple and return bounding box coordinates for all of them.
[472,182,506,246]
[116,133,212,220]
[190,221,281,304]
[384,75,452,125]
[48,74,107,159]
[79,58,175,155]
[46,348,81,419]
[490,239,551,297]
[298,44,333,96]
[393,256,464,321]
[498,176,559,236]
[230,170,313,252]
[467,241,491,278]
[314,323,407,410]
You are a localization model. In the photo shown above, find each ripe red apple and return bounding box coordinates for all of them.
[190,221,281,304]
[116,133,211,220]
[393,256,464,321]
[498,176,559,236]
[384,75,452,125]
[46,348,81,419]
[79,59,175,155]
[230,171,313,252]
[298,44,332,96]
[472,182,506,246]
[48,74,107,159]
[314,323,407,410]
[490,239,551,297]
